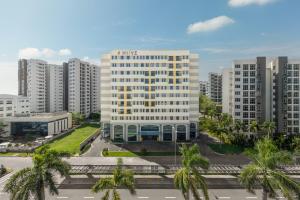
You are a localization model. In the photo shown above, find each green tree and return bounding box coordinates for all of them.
[220,113,233,130]
[199,95,216,118]
[174,144,210,200]
[239,138,300,200]
[249,120,258,134]
[261,121,275,139]
[72,112,84,125]
[4,145,70,200]
[92,158,136,200]
[291,136,300,155]
[234,120,243,134]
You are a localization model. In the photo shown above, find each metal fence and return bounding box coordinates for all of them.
[69,164,300,175]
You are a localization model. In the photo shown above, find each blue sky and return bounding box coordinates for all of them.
[0,0,300,94]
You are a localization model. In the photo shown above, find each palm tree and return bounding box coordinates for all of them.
[220,113,233,130]
[92,158,135,200]
[234,120,243,134]
[239,138,300,200]
[4,145,70,200]
[249,120,258,134]
[261,121,275,139]
[207,108,216,120]
[174,144,210,200]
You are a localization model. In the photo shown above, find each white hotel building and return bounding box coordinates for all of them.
[100,50,199,142]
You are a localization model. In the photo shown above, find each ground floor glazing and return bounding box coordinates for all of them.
[101,122,198,142]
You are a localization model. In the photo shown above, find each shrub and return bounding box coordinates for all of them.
[140,148,148,156]
[102,148,109,156]
[0,164,7,176]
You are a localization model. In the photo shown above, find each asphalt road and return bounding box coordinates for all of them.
[0,188,293,200]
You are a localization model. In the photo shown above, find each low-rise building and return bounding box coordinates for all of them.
[2,112,72,137]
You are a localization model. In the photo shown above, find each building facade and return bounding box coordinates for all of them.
[18,59,68,113]
[222,68,233,114]
[68,58,100,117]
[27,59,48,113]
[223,57,300,135]
[199,81,208,96]
[0,94,30,118]
[18,59,28,96]
[100,50,199,142]
[3,112,72,137]
[46,64,64,113]
[208,72,222,104]
[273,57,300,135]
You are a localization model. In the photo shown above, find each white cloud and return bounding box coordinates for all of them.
[228,0,277,7]
[58,48,72,56]
[187,16,235,34]
[19,48,72,59]
[41,48,56,58]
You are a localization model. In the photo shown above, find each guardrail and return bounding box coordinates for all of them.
[69,164,300,175]
[79,129,101,151]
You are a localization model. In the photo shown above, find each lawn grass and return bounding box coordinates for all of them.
[47,124,100,155]
[103,151,179,157]
[208,143,244,154]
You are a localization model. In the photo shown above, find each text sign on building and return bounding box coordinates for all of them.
[116,50,138,56]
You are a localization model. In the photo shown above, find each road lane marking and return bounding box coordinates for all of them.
[138,197,149,199]
[56,197,69,199]
[83,197,95,199]
[246,197,257,199]
[165,197,176,199]
[218,197,231,199]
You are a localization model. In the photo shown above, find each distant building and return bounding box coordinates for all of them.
[208,72,222,104]
[2,112,72,137]
[199,81,208,96]
[68,58,100,117]
[222,68,233,114]
[222,56,300,135]
[27,59,48,113]
[0,94,30,118]
[18,59,69,113]
[100,50,199,142]
[18,59,28,96]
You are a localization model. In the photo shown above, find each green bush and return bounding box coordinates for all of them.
[140,148,148,156]
[102,148,109,156]
[0,164,7,176]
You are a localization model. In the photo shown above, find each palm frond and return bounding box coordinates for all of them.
[121,169,136,195]
[101,190,110,200]
[192,168,209,200]
[92,177,114,193]
[112,189,121,200]
[189,154,209,170]
[174,168,189,194]
[44,171,59,195]
[270,170,300,200]
[239,164,262,193]
[189,177,203,200]
[4,168,32,193]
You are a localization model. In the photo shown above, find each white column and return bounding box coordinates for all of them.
[186,124,190,141]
